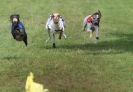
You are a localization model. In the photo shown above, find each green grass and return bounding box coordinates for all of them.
[0,0,133,92]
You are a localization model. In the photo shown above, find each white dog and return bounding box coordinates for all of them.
[45,13,66,48]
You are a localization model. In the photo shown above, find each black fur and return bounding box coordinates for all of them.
[92,10,102,26]
[91,10,102,40]
[10,14,28,46]
[53,43,56,48]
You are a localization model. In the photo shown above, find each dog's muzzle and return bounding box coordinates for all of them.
[94,22,99,26]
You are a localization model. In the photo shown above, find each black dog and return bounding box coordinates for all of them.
[10,14,28,46]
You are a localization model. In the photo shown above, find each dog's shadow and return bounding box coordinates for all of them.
[57,33,133,55]
[2,56,20,60]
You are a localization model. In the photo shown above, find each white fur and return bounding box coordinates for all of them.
[45,16,66,46]
[13,18,18,22]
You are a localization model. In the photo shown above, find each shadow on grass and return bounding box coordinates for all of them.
[2,56,20,60]
[57,33,133,54]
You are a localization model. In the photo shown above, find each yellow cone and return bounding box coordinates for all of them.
[25,72,49,92]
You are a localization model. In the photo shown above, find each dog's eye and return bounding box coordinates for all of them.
[52,15,54,18]
[93,17,96,19]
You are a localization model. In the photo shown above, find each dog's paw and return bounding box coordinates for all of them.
[96,37,99,40]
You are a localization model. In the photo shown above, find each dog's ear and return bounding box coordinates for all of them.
[10,14,20,21]
[98,10,102,17]
[10,15,13,20]
[51,13,54,18]
[57,14,60,18]
[16,14,20,19]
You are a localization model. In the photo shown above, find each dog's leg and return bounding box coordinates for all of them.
[90,31,93,38]
[88,29,93,38]
[63,32,67,39]
[62,31,67,39]
[23,34,28,46]
[83,17,88,31]
[52,33,56,48]
[83,23,87,31]
[59,30,63,40]
[86,23,93,38]
[23,39,28,46]
[95,26,99,40]
[46,29,51,43]
[11,31,16,39]
[53,43,56,48]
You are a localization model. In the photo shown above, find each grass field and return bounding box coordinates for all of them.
[0,0,133,92]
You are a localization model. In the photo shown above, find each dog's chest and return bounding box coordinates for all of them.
[52,23,61,30]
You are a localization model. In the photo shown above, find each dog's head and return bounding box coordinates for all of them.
[92,10,102,26]
[10,14,20,24]
[51,13,61,24]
